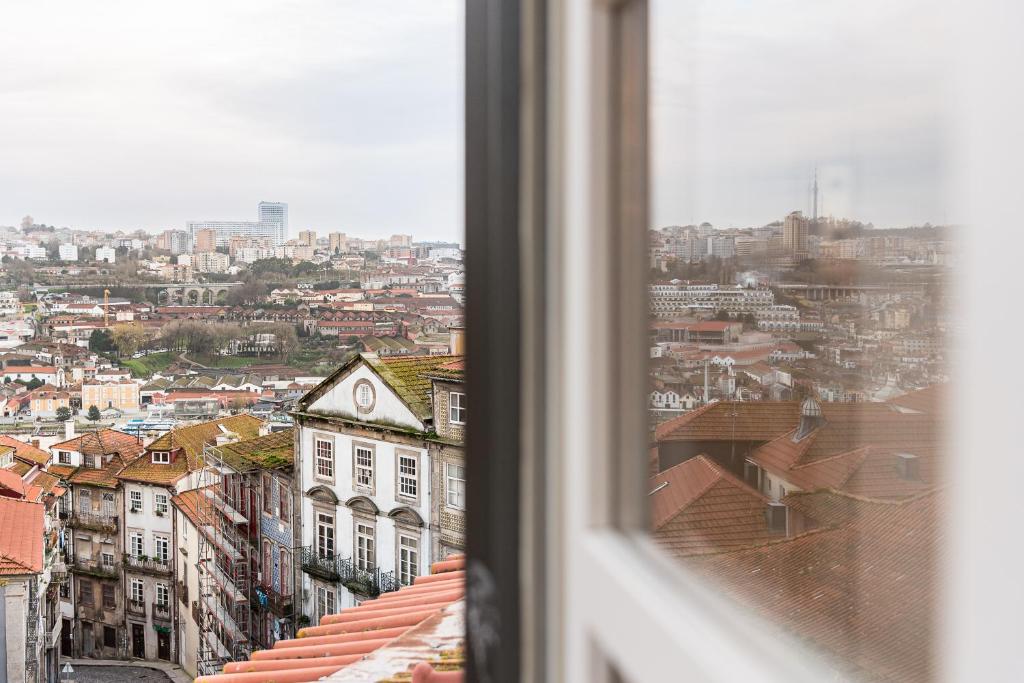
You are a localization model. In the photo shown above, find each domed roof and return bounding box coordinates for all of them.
[800,396,823,417]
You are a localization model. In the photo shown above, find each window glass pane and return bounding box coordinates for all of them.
[648,1,950,680]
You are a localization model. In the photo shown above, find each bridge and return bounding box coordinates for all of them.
[774,283,925,301]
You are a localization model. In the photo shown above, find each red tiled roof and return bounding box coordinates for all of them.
[196,556,466,683]
[51,429,145,459]
[886,383,947,415]
[655,401,801,442]
[0,497,44,574]
[686,490,940,682]
[0,435,51,467]
[650,456,775,556]
[0,468,26,497]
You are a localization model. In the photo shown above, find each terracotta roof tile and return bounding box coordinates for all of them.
[655,401,801,443]
[0,497,44,574]
[171,487,204,528]
[195,556,466,683]
[0,435,50,466]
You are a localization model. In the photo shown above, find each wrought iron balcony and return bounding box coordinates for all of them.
[299,546,340,582]
[127,599,146,616]
[124,554,172,575]
[72,557,120,579]
[152,602,171,622]
[337,558,397,598]
[69,512,118,533]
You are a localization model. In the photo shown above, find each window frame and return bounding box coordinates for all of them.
[449,391,467,424]
[315,511,335,558]
[154,492,169,515]
[352,442,375,493]
[395,450,419,503]
[445,462,466,510]
[314,436,335,483]
[129,489,142,512]
[151,451,170,464]
[354,520,375,572]
[131,578,144,604]
[397,533,419,587]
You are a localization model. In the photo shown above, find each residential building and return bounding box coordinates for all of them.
[782,210,809,258]
[170,488,202,680]
[58,244,79,261]
[328,232,347,254]
[60,429,146,659]
[194,229,218,253]
[293,353,462,625]
[424,359,466,559]
[117,414,263,664]
[298,230,317,247]
[82,379,140,415]
[157,229,192,255]
[29,388,71,417]
[95,247,116,264]
[187,202,288,247]
[193,251,231,274]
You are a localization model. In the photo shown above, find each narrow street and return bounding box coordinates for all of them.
[60,665,175,683]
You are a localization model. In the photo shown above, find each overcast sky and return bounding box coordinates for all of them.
[0,0,463,241]
[2,0,950,240]
[651,0,952,230]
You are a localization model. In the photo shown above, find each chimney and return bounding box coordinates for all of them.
[65,419,75,441]
[896,452,920,480]
[448,326,465,355]
[31,439,41,449]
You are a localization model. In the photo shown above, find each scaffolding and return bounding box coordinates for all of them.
[196,443,257,677]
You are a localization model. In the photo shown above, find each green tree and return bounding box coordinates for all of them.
[56,406,71,421]
[25,377,43,390]
[87,405,101,421]
[110,323,147,358]
[89,329,116,354]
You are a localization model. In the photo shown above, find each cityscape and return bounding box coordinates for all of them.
[0,200,948,682]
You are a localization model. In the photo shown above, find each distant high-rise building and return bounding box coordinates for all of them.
[58,244,79,261]
[195,229,218,253]
[298,230,317,247]
[157,229,191,255]
[390,234,413,247]
[328,232,347,254]
[783,211,809,258]
[187,202,288,247]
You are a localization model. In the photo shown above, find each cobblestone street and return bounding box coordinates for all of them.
[63,665,174,683]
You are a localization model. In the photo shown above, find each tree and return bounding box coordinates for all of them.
[89,328,116,355]
[226,280,268,306]
[25,378,43,390]
[87,405,101,421]
[110,323,147,358]
[56,406,71,421]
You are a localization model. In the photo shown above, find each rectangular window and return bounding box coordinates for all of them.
[102,493,115,516]
[154,535,169,562]
[101,552,114,568]
[280,549,291,595]
[79,489,91,514]
[316,513,335,558]
[131,578,144,603]
[129,490,142,512]
[355,522,375,571]
[316,585,336,622]
[398,454,418,499]
[155,583,168,607]
[263,474,273,514]
[59,450,71,465]
[446,463,466,509]
[154,493,168,515]
[315,439,334,480]
[398,535,419,586]
[449,391,466,424]
[263,541,272,586]
[280,485,291,523]
[103,626,116,648]
[152,451,170,464]
[80,579,93,606]
[354,446,374,490]
[102,583,115,609]
[130,533,144,558]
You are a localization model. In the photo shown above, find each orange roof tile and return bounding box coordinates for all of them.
[655,401,801,443]
[0,435,50,466]
[0,468,27,497]
[171,487,204,528]
[650,456,775,556]
[195,556,466,683]
[0,497,44,574]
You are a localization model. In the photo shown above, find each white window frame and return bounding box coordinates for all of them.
[129,490,142,512]
[151,451,170,464]
[130,532,144,558]
[316,512,335,558]
[445,463,465,510]
[316,584,336,622]
[397,452,418,501]
[398,533,419,586]
[154,535,170,562]
[155,582,169,607]
[154,493,169,515]
[355,522,375,571]
[353,445,374,491]
[449,391,466,424]
[131,578,144,604]
[314,438,334,481]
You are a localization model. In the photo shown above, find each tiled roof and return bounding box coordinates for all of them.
[215,428,294,472]
[650,456,775,556]
[423,358,465,383]
[369,355,463,420]
[68,451,134,489]
[47,464,76,479]
[655,401,801,442]
[0,435,50,466]
[171,487,203,528]
[51,429,145,459]
[0,497,44,575]
[0,467,26,497]
[119,415,264,484]
[686,490,940,682]
[195,556,466,683]
[885,383,946,414]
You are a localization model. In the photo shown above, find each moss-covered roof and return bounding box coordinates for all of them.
[215,428,294,472]
[369,355,462,420]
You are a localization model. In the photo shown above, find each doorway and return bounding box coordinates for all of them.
[157,630,170,661]
[131,623,145,659]
[60,619,72,656]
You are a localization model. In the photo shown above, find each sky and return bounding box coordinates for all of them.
[0,0,464,242]
[651,0,953,230]
[1,0,950,240]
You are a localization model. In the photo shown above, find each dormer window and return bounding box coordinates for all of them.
[152,451,170,464]
[0,451,12,468]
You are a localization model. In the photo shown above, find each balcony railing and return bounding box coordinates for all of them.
[69,512,118,533]
[127,599,146,617]
[124,554,172,575]
[152,602,171,621]
[262,586,294,616]
[72,557,120,579]
[299,546,398,597]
